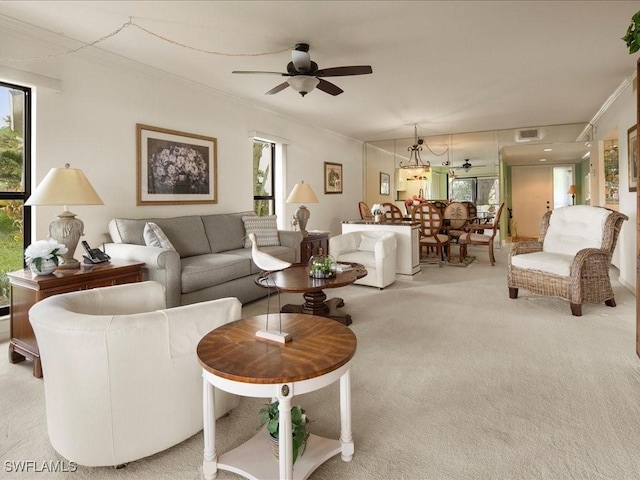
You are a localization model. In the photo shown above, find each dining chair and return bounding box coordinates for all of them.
[411,203,450,267]
[443,202,470,244]
[382,202,404,223]
[459,202,505,265]
[358,201,373,220]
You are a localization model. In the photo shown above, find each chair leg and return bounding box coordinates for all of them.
[570,303,582,316]
[508,287,518,299]
[488,241,495,266]
[605,298,616,307]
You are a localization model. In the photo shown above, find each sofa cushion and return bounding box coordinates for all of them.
[543,206,611,257]
[109,216,210,258]
[202,211,254,253]
[242,215,280,247]
[180,254,251,294]
[510,251,573,277]
[143,222,176,251]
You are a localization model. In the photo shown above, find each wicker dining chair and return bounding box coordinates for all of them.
[358,201,373,220]
[459,202,505,266]
[507,205,628,316]
[382,202,404,223]
[411,202,450,267]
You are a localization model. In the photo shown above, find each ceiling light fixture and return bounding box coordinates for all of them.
[399,125,449,176]
[287,76,320,97]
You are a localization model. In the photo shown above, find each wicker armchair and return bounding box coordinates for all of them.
[507,205,628,316]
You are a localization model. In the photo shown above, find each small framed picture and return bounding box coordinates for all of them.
[324,162,343,194]
[628,124,637,192]
[137,124,218,205]
[380,172,390,195]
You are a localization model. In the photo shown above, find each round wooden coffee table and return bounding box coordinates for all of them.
[255,262,367,326]
[197,313,357,480]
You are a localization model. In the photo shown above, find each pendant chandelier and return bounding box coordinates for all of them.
[399,125,449,177]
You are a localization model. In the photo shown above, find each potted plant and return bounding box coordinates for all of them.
[622,10,640,54]
[259,400,310,464]
[371,203,387,223]
[24,239,68,275]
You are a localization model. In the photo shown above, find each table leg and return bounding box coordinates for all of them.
[278,386,293,480]
[282,290,353,326]
[202,378,217,480]
[339,370,354,461]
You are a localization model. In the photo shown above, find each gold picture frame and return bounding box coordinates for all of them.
[136,123,217,205]
[324,162,343,194]
[628,124,637,192]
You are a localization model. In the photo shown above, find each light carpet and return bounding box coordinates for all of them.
[0,244,638,480]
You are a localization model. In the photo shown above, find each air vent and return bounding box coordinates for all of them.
[517,129,540,141]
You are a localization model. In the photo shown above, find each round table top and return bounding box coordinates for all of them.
[258,262,367,293]
[197,313,357,384]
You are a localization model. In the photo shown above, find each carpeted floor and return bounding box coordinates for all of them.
[0,243,637,480]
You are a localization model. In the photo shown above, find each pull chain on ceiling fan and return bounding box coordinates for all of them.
[232,43,373,97]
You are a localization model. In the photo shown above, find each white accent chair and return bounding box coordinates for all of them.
[329,231,397,289]
[29,281,242,467]
[508,206,628,316]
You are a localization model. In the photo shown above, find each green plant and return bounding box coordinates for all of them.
[259,401,310,464]
[622,10,640,54]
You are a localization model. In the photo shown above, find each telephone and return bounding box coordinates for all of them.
[81,240,111,264]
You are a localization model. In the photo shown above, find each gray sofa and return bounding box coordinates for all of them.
[105,212,302,308]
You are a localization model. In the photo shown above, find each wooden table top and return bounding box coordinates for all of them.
[261,263,367,293]
[197,313,357,384]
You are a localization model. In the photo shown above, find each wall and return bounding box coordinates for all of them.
[0,21,363,255]
[591,78,637,291]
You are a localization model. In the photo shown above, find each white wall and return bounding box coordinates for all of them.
[0,22,363,256]
[591,78,637,292]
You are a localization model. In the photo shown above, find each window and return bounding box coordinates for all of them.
[253,140,275,215]
[0,82,31,316]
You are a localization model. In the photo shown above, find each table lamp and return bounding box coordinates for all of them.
[25,163,104,269]
[286,181,319,236]
[567,184,577,205]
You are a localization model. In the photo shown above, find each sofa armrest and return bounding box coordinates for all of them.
[104,243,182,308]
[278,230,303,263]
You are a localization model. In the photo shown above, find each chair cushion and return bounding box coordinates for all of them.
[242,215,280,247]
[510,251,573,277]
[335,250,376,269]
[543,206,611,256]
[358,236,378,252]
[420,234,449,244]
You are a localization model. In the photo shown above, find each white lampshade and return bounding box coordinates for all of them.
[287,76,320,96]
[25,164,103,207]
[286,181,319,204]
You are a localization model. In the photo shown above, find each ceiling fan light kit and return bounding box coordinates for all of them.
[233,42,372,97]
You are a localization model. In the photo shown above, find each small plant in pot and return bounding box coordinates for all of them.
[259,400,310,464]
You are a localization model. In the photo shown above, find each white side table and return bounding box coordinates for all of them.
[197,313,357,480]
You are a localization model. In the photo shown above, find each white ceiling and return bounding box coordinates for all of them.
[0,1,637,154]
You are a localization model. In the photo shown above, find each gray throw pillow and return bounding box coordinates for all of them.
[242,215,280,247]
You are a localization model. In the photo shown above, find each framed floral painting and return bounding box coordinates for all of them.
[137,124,218,205]
[324,162,343,194]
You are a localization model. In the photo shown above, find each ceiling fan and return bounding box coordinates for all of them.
[232,43,373,97]
[449,159,487,172]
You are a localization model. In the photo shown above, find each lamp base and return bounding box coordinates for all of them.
[49,211,83,269]
[295,205,310,237]
[256,330,292,344]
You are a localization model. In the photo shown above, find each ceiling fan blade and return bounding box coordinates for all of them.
[315,66,373,77]
[265,82,290,95]
[292,50,311,73]
[232,70,288,76]
[316,78,343,96]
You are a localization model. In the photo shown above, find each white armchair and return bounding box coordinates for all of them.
[29,281,242,467]
[330,231,397,289]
